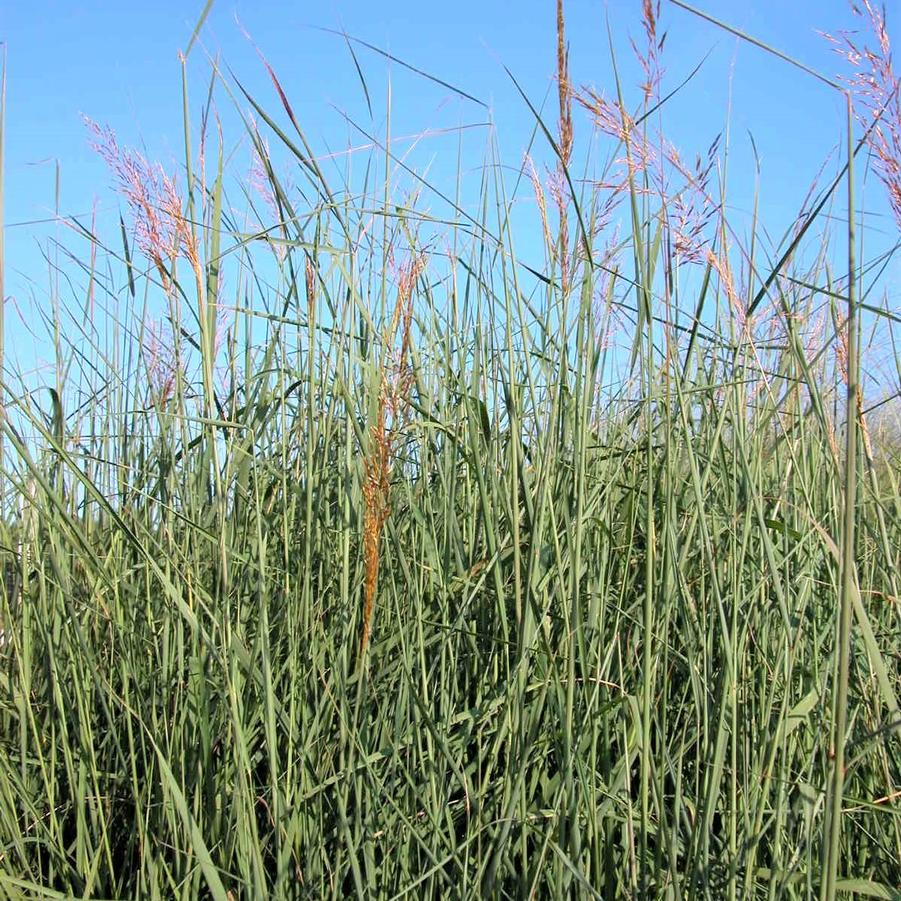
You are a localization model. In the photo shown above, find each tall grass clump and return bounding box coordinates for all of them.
[0,2,899,898]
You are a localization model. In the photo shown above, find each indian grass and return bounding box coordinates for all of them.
[0,2,900,899]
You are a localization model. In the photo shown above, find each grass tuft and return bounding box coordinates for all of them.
[0,3,898,898]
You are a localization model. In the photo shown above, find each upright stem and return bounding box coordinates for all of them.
[821,91,859,901]
[0,46,6,484]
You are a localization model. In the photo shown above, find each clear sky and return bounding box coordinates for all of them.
[1,0,897,384]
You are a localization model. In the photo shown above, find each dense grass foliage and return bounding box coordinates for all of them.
[0,3,899,898]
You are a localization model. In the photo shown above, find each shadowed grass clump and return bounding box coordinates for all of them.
[0,3,899,898]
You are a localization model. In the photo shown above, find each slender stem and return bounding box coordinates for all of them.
[0,45,7,487]
[821,90,859,901]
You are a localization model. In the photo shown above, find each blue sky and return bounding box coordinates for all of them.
[1,0,897,386]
